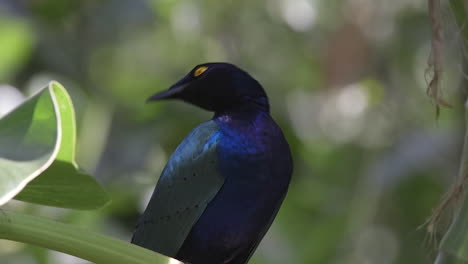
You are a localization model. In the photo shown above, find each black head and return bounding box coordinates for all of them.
[147,63,269,113]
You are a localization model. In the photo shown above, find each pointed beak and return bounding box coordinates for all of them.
[146,83,189,102]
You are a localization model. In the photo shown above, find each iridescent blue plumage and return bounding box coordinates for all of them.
[132,63,293,264]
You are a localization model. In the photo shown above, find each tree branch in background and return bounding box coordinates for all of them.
[427,0,452,119]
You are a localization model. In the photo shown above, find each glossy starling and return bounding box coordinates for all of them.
[132,63,293,264]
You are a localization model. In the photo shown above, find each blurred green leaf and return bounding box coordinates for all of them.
[0,15,34,81]
[30,0,78,24]
[0,81,109,209]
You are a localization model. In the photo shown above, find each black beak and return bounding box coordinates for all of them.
[146,83,188,102]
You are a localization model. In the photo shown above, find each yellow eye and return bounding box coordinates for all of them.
[194,66,208,77]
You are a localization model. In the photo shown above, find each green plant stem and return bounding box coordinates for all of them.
[435,252,468,264]
[433,1,468,263]
[0,210,169,264]
[434,102,468,263]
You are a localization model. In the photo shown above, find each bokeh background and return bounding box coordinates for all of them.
[0,0,466,263]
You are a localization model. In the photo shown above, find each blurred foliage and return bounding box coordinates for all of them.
[0,0,466,263]
[0,15,34,81]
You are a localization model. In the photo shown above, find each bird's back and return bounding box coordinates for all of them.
[131,120,225,257]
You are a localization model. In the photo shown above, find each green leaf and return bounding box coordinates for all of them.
[0,81,109,209]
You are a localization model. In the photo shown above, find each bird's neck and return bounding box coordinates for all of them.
[213,109,270,130]
[213,97,269,119]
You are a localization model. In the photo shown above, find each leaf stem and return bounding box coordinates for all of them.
[0,210,169,264]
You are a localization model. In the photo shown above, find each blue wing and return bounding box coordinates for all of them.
[131,120,225,257]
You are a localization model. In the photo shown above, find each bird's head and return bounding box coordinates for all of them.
[147,63,269,113]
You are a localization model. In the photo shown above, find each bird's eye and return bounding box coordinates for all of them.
[194,66,208,77]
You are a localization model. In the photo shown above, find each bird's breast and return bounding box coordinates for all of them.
[214,113,287,181]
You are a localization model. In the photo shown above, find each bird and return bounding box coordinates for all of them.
[131,62,293,264]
